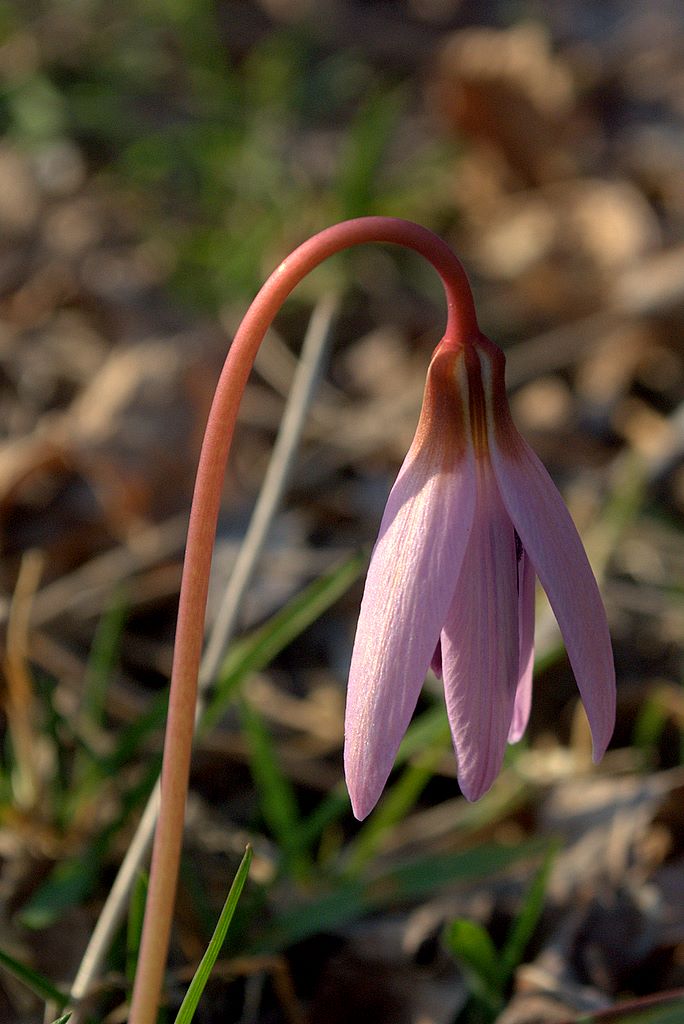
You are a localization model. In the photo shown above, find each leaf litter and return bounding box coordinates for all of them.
[0,2,683,1022]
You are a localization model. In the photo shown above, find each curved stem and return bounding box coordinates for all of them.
[128,217,478,1024]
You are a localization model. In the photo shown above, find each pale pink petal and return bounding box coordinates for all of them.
[475,336,615,760]
[441,463,520,801]
[489,438,615,760]
[345,445,476,818]
[508,546,535,743]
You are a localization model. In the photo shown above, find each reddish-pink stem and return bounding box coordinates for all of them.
[128,217,478,1024]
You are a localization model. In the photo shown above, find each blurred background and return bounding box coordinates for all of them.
[1,1,684,1022]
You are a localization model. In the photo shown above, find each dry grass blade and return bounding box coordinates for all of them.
[3,550,45,810]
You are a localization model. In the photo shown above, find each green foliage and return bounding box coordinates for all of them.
[126,872,149,990]
[498,842,557,980]
[63,592,131,822]
[0,551,369,1016]
[633,693,671,756]
[19,856,101,931]
[240,698,311,881]
[10,554,362,935]
[0,0,459,310]
[0,944,69,1009]
[263,837,549,952]
[445,844,558,1021]
[633,682,684,766]
[336,86,406,219]
[445,919,502,1014]
[82,590,129,730]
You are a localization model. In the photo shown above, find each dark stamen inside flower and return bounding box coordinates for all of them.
[514,529,523,594]
[514,530,523,563]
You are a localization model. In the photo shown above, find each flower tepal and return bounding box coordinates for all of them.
[344,329,615,819]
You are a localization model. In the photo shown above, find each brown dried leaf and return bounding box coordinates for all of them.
[434,24,576,185]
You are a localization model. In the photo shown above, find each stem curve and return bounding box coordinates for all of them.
[128,217,478,1024]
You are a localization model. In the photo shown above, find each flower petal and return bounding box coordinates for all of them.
[345,451,476,818]
[441,462,520,801]
[487,427,615,759]
[344,346,476,820]
[508,546,535,743]
[477,336,615,760]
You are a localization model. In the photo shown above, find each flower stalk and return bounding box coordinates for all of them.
[128,218,479,1024]
[130,217,615,1021]
[344,324,615,816]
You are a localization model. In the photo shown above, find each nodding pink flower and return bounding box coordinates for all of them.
[131,219,614,1024]
[344,330,615,818]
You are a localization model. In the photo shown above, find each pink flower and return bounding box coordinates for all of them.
[344,331,615,819]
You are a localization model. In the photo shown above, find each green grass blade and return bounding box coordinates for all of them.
[500,842,558,984]
[173,845,253,1024]
[240,699,310,881]
[633,686,676,761]
[445,918,503,1012]
[0,945,69,1008]
[82,590,128,728]
[259,878,367,951]
[19,857,100,930]
[345,737,450,874]
[296,784,350,855]
[378,838,549,902]
[126,871,148,989]
[337,86,405,218]
[393,701,449,762]
[106,689,169,774]
[64,593,134,820]
[201,551,366,732]
[263,838,549,950]
[48,1015,72,1024]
